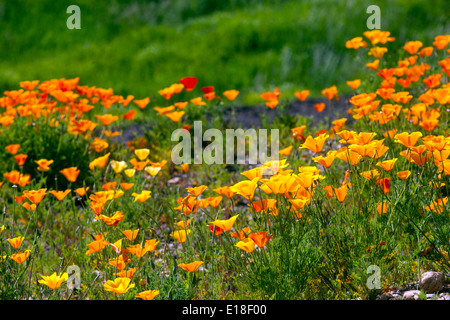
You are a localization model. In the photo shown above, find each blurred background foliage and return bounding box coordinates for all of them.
[0,0,448,104]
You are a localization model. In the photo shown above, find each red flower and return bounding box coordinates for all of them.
[201,86,214,94]
[179,77,198,91]
[376,177,391,194]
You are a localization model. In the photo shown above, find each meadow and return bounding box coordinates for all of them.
[0,1,449,301]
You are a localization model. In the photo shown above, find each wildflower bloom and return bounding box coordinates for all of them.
[74,187,89,197]
[321,85,339,101]
[232,177,262,199]
[178,261,203,272]
[300,133,329,153]
[4,170,22,185]
[235,238,256,253]
[377,202,389,215]
[14,154,28,166]
[136,290,160,300]
[122,229,139,241]
[230,227,252,240]
[7,236,24,250]
[394,132,423,148]
[346,79,361,90]
[314,103,326,112]
[23,189,47,204]
[223,90,239,101]
[144,166,161,177]
[376,158,398,172]
[5,144,20,155]
[186,185,208,197]
[248,231,273,248]
[38,272,68,290]
[98,211,125,227]
[35,159,54,172]
[345,37,368,49]
[135,148,150,161]
[131,190,152,203]
[210,214,239,232]
[89,153,110,170]
[10,250,30,264]
[95,114,119,126]
[424,197,448,213]
[294,90,310,101]
[103,277,135,294]
[60,167,80,183]
[85,234,109,255]
[170,229,191,243]
[397,170,411,180]
[49,190,71,201]
[376,177,391,194]
[179,77,197,91]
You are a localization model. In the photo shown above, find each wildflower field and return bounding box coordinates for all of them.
[1,2,450,302]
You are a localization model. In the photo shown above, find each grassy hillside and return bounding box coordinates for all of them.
[0,0,448,104]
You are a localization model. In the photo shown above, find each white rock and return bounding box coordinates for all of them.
[403,290,420,300]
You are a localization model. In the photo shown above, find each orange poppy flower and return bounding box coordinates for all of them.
[376,202,389,215]
[230,178,259,200]
[74,187,89,197]
[4,170,22,185]
[376,158,397,171]
[10,250,30,264]
[190,97,206,106]
[321,85,339,101]
[97,211,125,227]
[366,59,380,71]
[397,170,411,180]
[223,90,239,101]
[122,229,139,241]
[300,133,329,153]
[134,97,150,109]
[346,79,361,90]
[49,190,71,201]
[170,229,191,243]
[294,90,310,101]
[35,159,54,172]
[394,132,422,149]
[122,109,136,120]
[5,144,20,155]
[279,145,293,156]
[213,186,236,198]
[14,154,27,166]
[89,153,110,170]
[20,80,39,91]
[136,290,160,300]
[131,190,152,203]
[60,167,80,183]
[345,37,368,49]
[210,214,239,232]
[186,185,208,197]
[23,189,47,204]
[120,182,134,191]
[403,41,423,55]
[235,238,255,253]
[7,236,24,250]
[178,261,203,272]
[95,114,119,126]
[165,111,185,122]
[314,103,325,112]
[229,227,252,240]
[248,231,273,248]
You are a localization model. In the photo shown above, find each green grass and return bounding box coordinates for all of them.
[0,0,448,104]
